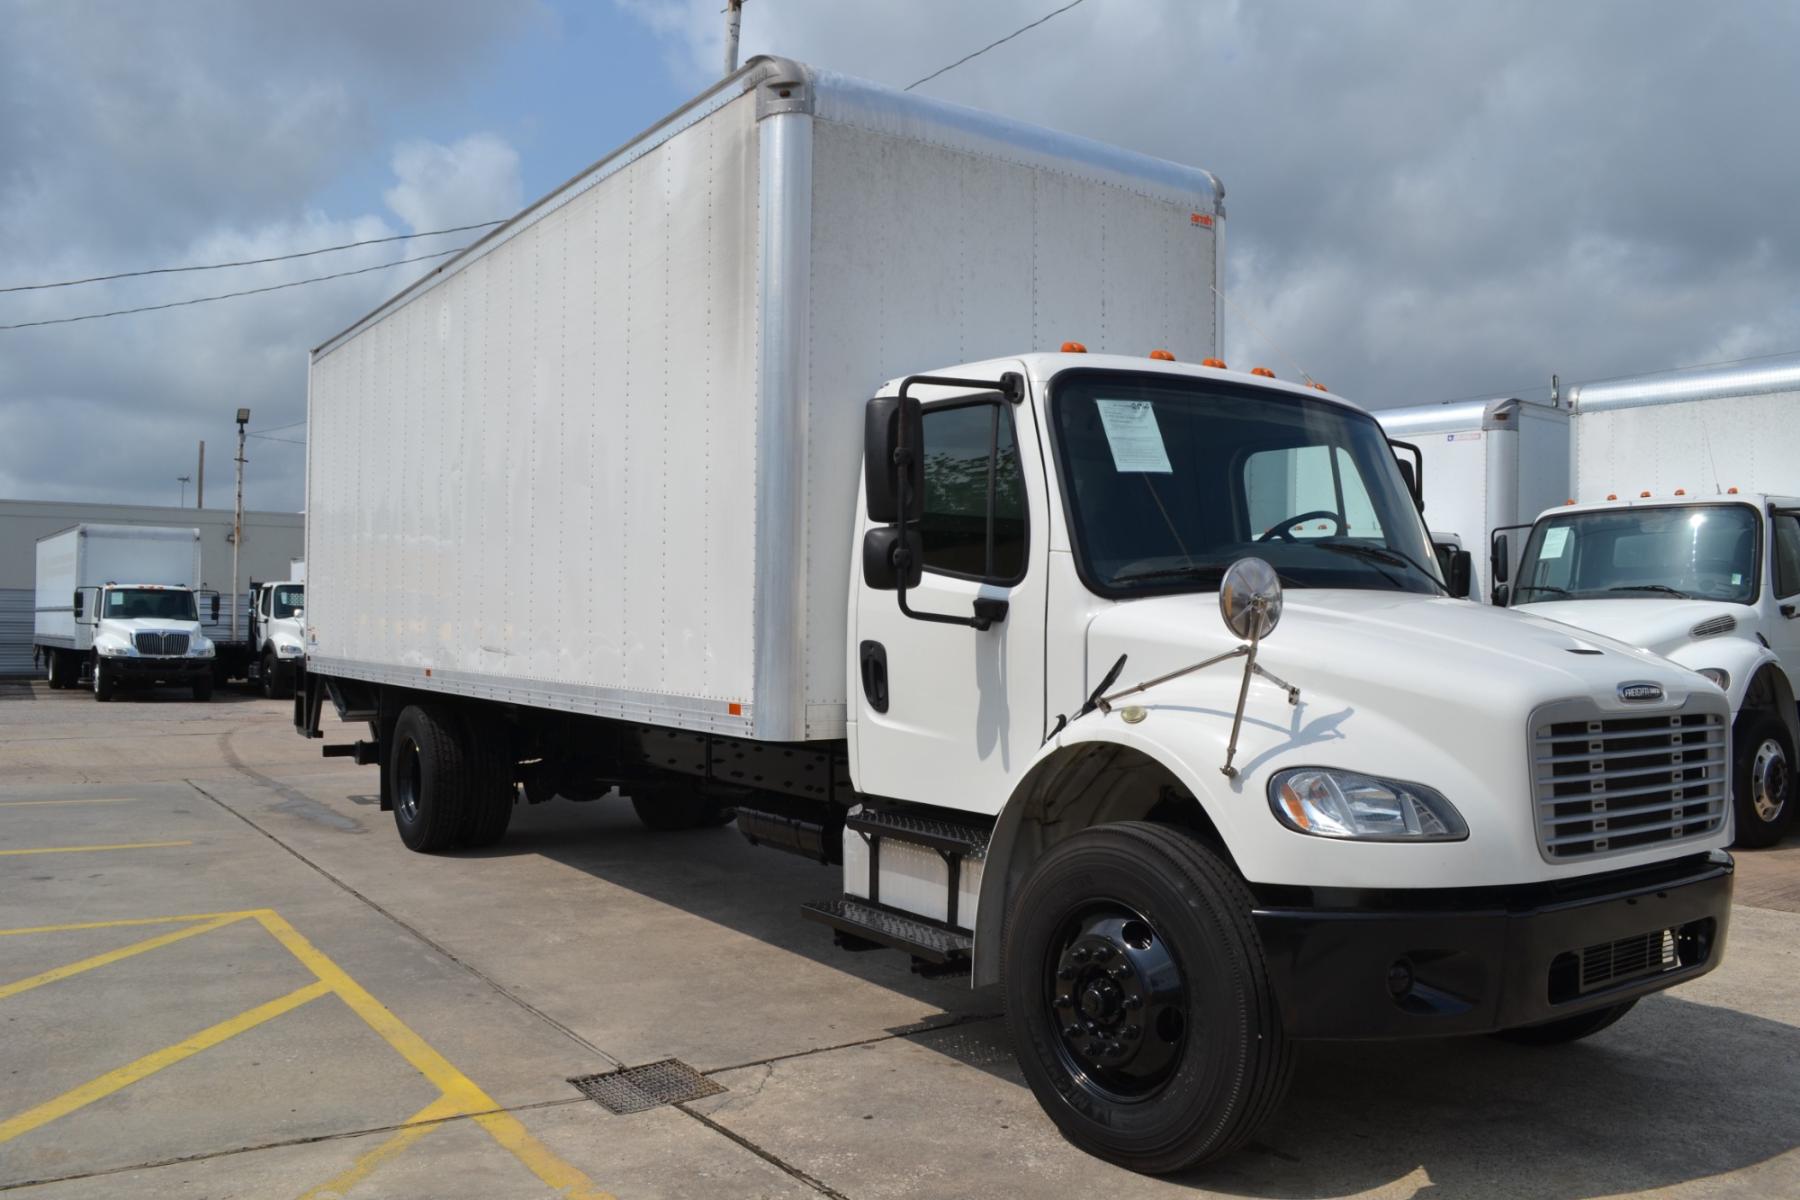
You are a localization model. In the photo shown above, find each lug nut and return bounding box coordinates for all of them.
[1071,947,1089,963]
[1094,944,1114,961]
[1124,1024,1141,1040]
[1110,965,1131,980]
[1057,966,1075,980]
[1123,995,1143,1010]
[1063,1025,1082,1039]
[1054,993,1073,1009]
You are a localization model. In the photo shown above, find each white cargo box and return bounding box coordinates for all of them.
[306,56,1222,741]
[34,525,202,650]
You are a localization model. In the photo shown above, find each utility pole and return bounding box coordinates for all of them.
[197,441,206,508]
[723,0,743,76]
[232,409,249,643]
[178,475,190,508]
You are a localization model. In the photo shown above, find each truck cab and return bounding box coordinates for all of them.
[1498,492,1800,845]
[80,583,218,702]
[247,579,306,698]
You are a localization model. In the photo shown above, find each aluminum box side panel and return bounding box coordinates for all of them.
[1573,390,1800,503]
[306,93,762,718]
[797,119,1219,727]
[33,529,78,646]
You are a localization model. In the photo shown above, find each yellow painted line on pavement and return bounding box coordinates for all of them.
[0,840,192,857]
[0,910,258,937]
[0,797,139,808]
[255,911,614,1200]
[295,1094,464,1200]
[0,979,330,1144]
[0,913,247,1002]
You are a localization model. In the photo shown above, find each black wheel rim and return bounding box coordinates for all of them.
[1045,901,1187,1101]
[396,740,423,823]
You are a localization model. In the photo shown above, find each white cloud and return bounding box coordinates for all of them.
[384,135,525,235]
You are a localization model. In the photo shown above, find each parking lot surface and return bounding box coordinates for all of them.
[1,681,1796,1199]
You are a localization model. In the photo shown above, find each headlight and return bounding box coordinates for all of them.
[1268,768,1467,841]
[277,643,303,657]
[190,641,215,658]
[1697,667,1729,691]
[98,644,133,657]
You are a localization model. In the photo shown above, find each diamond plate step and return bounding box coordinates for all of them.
[801,897,973,964]
[845,807,990,858]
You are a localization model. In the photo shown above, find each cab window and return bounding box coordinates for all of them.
[917,401,1027,583]
[1774,511,1800,598]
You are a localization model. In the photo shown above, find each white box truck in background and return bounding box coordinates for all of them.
[296,58,1732,1171]
[1497,355,1800,846]
[1375,395,1570,600]
[246,576,306,699]
[33,524,220,701]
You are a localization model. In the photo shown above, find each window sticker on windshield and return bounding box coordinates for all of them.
[1541,526,1571,558]
[1094,399,1173,473]
[1732,573,1743,585]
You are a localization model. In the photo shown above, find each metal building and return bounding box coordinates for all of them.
[0,499,302,676]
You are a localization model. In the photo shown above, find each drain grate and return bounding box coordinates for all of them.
[569,1058,725,1114]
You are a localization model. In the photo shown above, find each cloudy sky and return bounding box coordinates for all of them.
[3,0,1796,513]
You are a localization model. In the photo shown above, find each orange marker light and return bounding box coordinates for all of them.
[1310,381,1329,391]
[1728,486,1739,494]
[1201,357,1227,369]
[1607,494,1618,501]
[728,701,743,716]
[1564,499,1576,505]
[1251,366,1276,378]
[1640,491,1651,498]
[1148,349,1176,361]
[1674,488,1686,496]
[1061,341,1087,354]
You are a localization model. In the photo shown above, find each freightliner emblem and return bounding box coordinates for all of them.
[1618,681,1665,703]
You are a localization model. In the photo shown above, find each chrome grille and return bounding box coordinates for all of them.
[1532,704,1728,860]
[132,631,190,656]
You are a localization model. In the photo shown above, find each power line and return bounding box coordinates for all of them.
[249,419,306,436]
[247,433,305,446]
[905,0,1090,91]
[0,220,502,295]
[0,247,466,332]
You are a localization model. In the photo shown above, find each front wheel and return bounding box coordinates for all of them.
[92,658,115,702]
[262,650,294,700]
[1732,708,1794,848]
[191,674,215,702]
[1002,821,1294,1174]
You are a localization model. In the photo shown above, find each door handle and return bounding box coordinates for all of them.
[859,640,890,712]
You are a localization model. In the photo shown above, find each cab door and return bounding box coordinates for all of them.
[1769,507,1800,684]
[852,387,1048,814]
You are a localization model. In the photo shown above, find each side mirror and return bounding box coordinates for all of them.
[861,526,923,591]
[212,595,222,622]
[1491,532,1510,584]
[1389,439,1424,510]
[864,395,924,524]
[1492,582,1511,607]
[72,589,84,619]
[1447,549,1473,599]
[74,586,98,626]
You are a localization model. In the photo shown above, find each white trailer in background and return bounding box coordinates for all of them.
[1375,396,1570,601]
[296,57,1733,1172]
[1499,355,1800,846]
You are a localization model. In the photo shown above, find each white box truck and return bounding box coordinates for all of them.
[1497,355,1800,846]
[1376,395,1570,600]
[246,576,306,699]
[296,58,1732,1171]
[33,524,221,701]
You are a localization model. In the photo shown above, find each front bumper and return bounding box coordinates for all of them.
[105,656,213,682]
[1254,850,1732,1039]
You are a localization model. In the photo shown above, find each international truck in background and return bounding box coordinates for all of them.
[294,58,1733,1171]
[1375,395,1570,600]
[1498,356,1800,846]
[32,524,219,701]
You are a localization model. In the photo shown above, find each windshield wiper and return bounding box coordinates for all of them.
[1515,583,1571,598]
[1607,584,1691,598]
[1309,541,1446,595]
[1110,563,1225,585]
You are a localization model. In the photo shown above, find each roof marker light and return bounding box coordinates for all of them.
[1728,486,1739,494]
[1251,366,1276,378]
[1201,357,1227,369]
[1061,341,1087,353]
[1310,381,1328,391]
[1640,491,1652,498]
[1674,488,1686,496]
[1607,493,1618,501]
[1564,499,1576,505]
[1148,349,1176,361]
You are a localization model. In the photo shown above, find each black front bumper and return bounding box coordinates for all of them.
[1253,851,1732,1039]
[108,656,212,683]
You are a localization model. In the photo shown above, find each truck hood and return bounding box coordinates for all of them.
[1086,589,1706,722]
[100,616,204,636]
[1510,598,1750,658]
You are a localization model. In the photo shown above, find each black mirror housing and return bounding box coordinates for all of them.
[72,589,84,618]
[1492,582,1511,607]
[1491,532,1510,584]
[864,395,924,524]
[1447,549,1473,599]
[862,526,923,591]
[212,595,221,622]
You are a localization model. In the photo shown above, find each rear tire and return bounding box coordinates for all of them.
[630,789,733,831]
[389,704,514,852]
[1494,999,1637,1045]
[1732,708,1794,848]
[192,674,215,702]
[1002,821,1294,1174]
[92,658,115,702]
[46,650,69,690]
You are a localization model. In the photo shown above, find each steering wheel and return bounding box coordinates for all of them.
[1258,510,1345,542]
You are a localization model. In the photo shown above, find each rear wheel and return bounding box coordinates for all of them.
[390,705,514,852]
[1731,708,1794,848]
[1495,999,1637,1045]
[92,658,115,702]
[1002,821,1294,1174]
[46,651,69,690]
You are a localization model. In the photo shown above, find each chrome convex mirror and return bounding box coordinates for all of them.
[1095,556,1299,778]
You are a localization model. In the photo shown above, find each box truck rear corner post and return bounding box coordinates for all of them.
[294,59,1734,1173]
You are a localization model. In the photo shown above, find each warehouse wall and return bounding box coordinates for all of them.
[0,499,302,676]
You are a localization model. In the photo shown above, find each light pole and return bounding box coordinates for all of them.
[178,475,191,508]
[232,408,249,643]
[723,0,743,76]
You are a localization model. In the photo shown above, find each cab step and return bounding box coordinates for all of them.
[800,897,973,965]
[845,806,990,858]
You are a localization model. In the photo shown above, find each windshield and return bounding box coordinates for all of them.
[272,585,304,618]
[1049,372,1442,595]
[104,588,197,621]
[1512,503,1759,604]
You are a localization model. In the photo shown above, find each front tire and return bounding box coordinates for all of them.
[191,674,215,702]
[262,650,294,700]
[1731,708,1794,848]
[92,658,115,702]
[1002,821,1294,1174]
